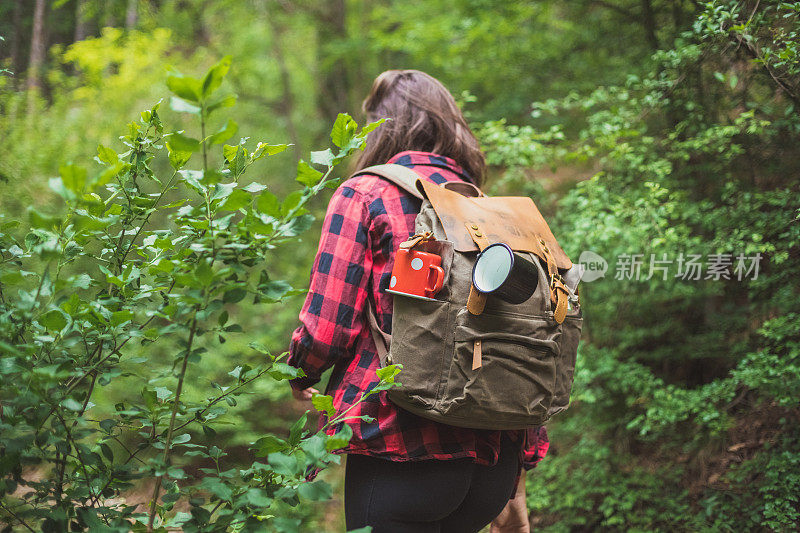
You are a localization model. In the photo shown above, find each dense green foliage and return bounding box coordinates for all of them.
[520,2,800,531]
[1,0,798,531]
[0,56,398,531]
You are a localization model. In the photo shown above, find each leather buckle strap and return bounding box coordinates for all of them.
[465,222,490,316]
[536,236,570,324]
[550,274,570,324]
[399,231,434,250]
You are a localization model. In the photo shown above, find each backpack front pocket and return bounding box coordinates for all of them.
[435,309,562,429]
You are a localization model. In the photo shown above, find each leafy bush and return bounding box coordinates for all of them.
[0,57,396,532]
[474,1,800,531]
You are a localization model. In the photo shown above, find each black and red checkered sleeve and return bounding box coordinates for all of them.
[522,426,549,470]
[288,185,373,390]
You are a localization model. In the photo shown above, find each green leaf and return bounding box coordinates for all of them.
[201,56,232,99]
[179,170,204,193]
[48,177,73,201]
[259,280,292,302]
[100,443,114,462]
[168,148,192,170]
[223,287,247,303]
[249,342,271,355]
[166,73,202,102]
[299,434,328,465]
[324,176,344,189]
[376,364,402,384]
[223,144,240,163]
[243,182,267,193]
[311,394,336,418]
[60,163,87,193]
[253,142,289,160]
[173,433,191,444]
[296,160,324,187]
[267,452,299,477]
[310,149,334,167]
[289,411,308,446]
[228,365,243,380]
[223,143,248,176]
[110,310,134,327]
[199,477,233,501]
[210,182,236,202]
[96,145,118,165]
[40,309,68,331]
[246,488,272,507]
[256,190,281,218]
[361,118,388,137]
[281,190,305,216]
[325,423,353,451]
[221,188,251,211]
[252,435,288,455]
[297,480,333,501]
[95,161,127,186]
[195,260,214,285]
[208,119,238,145]
[330,113,358,148]
[167,132,201,153]
[206,94,237,114]
[282,213,315,237]
[170,96,201,115]
[202,169,224,185]
[71,273,92,289]
[62,398,83,412]
[269,362,303,381]
[154,387,172,401]
[337,118,387,155]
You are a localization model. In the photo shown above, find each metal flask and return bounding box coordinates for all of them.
[471,243,540,304]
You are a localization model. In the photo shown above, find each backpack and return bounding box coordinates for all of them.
[353,164,583,430]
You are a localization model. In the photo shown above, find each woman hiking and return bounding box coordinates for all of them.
[287,69,548,533]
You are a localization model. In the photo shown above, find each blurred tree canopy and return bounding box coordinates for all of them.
[1,0,799,531]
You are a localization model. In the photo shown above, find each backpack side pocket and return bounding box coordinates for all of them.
[386,240,455,410]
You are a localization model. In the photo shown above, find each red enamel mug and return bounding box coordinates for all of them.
[387,249,445,300]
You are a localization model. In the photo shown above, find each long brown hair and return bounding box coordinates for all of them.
[354,70,486,186]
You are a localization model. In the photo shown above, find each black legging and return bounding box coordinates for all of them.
[344,434,521,532]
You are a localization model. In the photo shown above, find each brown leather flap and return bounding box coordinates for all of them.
[419,180,572,269]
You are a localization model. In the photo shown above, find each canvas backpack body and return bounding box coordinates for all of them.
[353,164,583,430]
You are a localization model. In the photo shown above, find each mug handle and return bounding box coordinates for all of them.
[425,265,445,297]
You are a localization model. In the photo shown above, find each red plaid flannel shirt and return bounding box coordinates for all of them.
[288,151,549,470]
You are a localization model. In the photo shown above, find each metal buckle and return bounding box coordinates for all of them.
[551,272,578,302]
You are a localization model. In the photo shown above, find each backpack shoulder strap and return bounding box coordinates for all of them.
[367,300,391,366]
[352,164,424,200]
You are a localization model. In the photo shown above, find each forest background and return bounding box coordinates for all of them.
[1,0,799,531]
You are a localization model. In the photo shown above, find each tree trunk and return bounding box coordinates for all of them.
[671,0,686,30]
[265,7,302,159]
[74,0,89,41]
[27,0,46,92]
[641,0,659,50]
[126,0,139,30]
[315,0,353,126]
[10,0,23,79]
[104,1,116,28]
